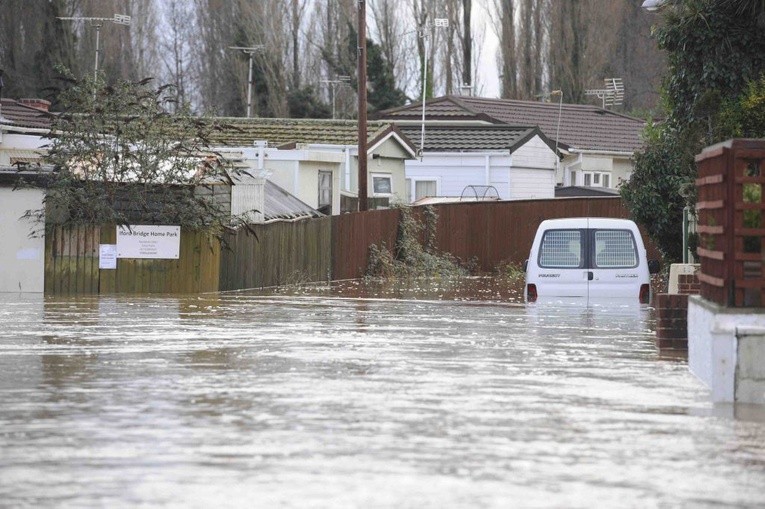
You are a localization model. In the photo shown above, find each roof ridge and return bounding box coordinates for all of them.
[458,95,645,122]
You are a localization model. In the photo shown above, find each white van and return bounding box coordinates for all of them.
[524,218,658,303]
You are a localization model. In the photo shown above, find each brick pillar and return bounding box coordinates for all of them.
[655,293,690,349]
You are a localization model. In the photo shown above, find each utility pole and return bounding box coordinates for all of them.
[229,46,265,118]
[357,0,368,212]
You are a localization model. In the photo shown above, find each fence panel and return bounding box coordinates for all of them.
[696,140,765,307]
[331,209,400,281]
[45,226,220,295]
[220,217,332,291]
[428,197,638,271]
[44,226,100,295]
[333,198,653,278]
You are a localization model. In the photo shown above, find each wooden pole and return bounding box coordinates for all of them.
[357,0,368,211]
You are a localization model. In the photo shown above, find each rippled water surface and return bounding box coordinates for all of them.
[1,280,764,508]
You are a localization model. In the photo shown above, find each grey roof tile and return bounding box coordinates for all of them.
[400,125,546,152]
[206,117,414,152]
[380,95,646,153]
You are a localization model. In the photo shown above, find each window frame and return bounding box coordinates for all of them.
[582,171,612,188]
[371,172,393,197]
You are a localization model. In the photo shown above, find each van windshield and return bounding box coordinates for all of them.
[593,229,638,268]
[539,230,583,268]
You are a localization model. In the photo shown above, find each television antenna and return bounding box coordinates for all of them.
[58,14,131,98]
[585,78,624,108]
[418,17,449,159]
[229,45,265,118]
[320,76,351,119]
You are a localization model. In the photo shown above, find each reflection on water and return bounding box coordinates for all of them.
[1,281,764,508]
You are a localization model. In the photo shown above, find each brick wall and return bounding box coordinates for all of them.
[655,294,690,349]
[654,269,700,350]
[677,273,701,295]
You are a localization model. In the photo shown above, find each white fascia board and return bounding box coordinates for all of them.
[368,131,417,159]
[568,148,635,158]
[419,150,511,157]
[0,125,50,135]
[261,148,345,164]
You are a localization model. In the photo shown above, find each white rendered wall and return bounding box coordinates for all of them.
[405,142,556,202]
[0,187,45,293]
[688,296,765,403]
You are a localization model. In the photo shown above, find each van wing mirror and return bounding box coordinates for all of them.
[648,259,661,274]
[523,259,528,272]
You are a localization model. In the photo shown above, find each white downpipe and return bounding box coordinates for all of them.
[484,154,490,186]
[345,148,351,192]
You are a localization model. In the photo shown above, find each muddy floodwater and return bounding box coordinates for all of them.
[1,278,764,508]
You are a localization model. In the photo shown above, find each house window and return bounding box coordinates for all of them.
[318,170,332,214]
[414,180,437,201]
[570,170,577,186]
[372,173,392,195]
[583,171,612,188]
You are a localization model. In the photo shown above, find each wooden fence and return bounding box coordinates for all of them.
[220,217,332,291]
[331,196,658,280]
[696,139,765,307]
[45,197,656,295]
[45,225,220,295]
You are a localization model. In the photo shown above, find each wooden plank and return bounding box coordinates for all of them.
[44,227,55,294]
[697,174,725,186]
[697,224,724,235]
[697,246,725,261]
[54,227,64,295]
[733,278,765,289]
[60,227,73,296]
[696,200,725,210]
[698,272,726,287]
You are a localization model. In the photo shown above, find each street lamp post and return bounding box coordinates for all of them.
[229,46,265,118]
[419,18,448,160]
[58,14,131,99]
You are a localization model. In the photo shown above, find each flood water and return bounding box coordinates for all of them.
[1,279,764,508]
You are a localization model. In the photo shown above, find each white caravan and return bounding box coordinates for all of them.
[524,218,658,303]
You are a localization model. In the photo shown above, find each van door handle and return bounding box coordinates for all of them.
[587,271,594,281]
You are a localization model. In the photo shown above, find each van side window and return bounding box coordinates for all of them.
[593,229,638,268]
[539,230,583,268]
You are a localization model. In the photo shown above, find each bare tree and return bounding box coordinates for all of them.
[491,0,517,98]
[130,0,160,82]
[548,0,622,103]
[0,0,79,98]
[160,0,195,111]
[289,0,309,89]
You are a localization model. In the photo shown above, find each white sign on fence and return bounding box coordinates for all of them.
[116,225,181,259]
[99,244,117,269]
